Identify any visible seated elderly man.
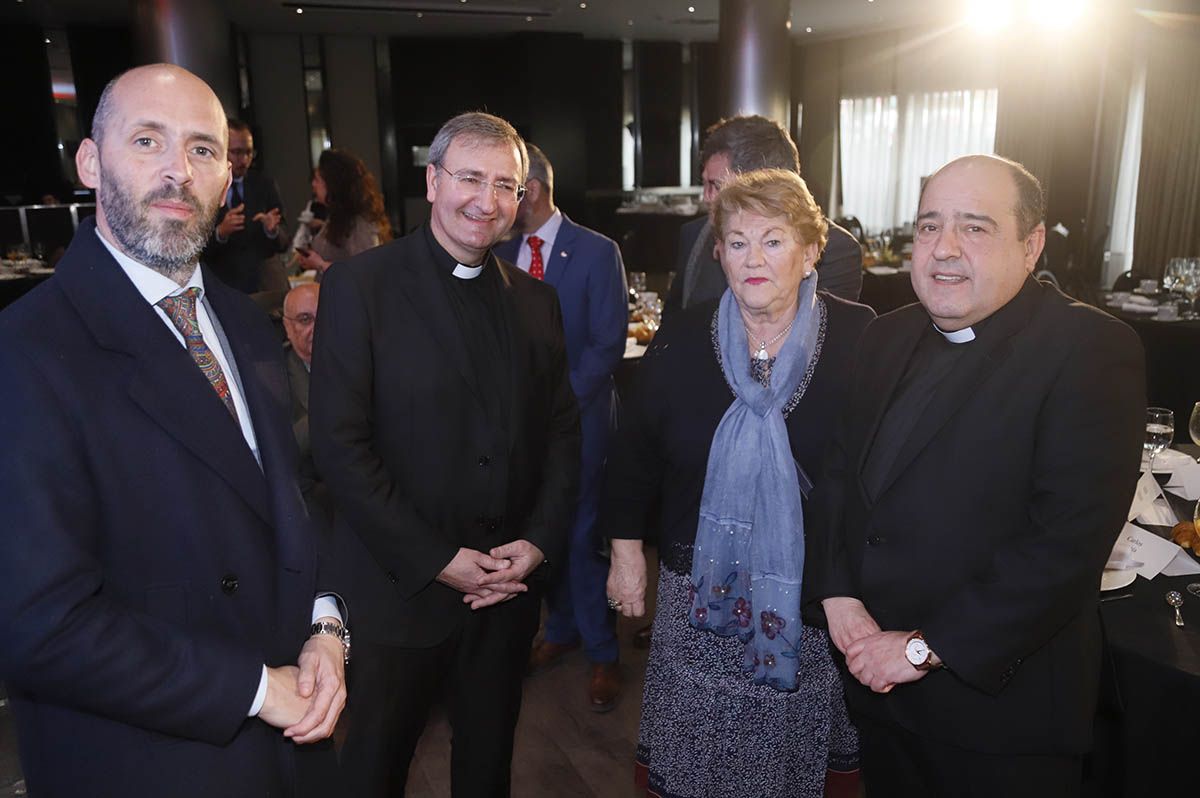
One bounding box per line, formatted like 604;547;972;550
283;283;327;521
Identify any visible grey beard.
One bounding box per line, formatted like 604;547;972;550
100;178;219;285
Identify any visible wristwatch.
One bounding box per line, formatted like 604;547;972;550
310;621;352;665
904;630;934;671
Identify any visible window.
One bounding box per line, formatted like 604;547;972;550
839;89;998;233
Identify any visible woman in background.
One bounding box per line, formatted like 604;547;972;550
296;148;391;274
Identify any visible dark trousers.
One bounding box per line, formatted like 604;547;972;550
856;715;1082;798
340;591;541;797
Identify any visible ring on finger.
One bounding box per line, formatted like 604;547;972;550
607;597;622;610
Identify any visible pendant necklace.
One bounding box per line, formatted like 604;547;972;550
745;319;794;361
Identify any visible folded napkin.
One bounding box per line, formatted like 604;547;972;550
1105;542;1143;571
1120;301;1159;314
1112;522;1200;580
1129;470;1178;526
1125;294;1156;306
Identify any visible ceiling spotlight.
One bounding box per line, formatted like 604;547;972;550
785;19;792;29
688;5;695;11
579;2;587;8
416;11;423;17
805;26;813;33
296;7;304;13
627;19;634;25
45;37;51;44
526;15;532;21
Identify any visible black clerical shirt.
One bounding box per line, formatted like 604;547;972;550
422;224;512;440
859;321;981;502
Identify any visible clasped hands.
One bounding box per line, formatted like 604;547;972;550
257;626;347;744
438;542;544;610
822;596;931;694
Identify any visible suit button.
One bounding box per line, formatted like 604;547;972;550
488;519;500;532
478;455;491;467
866;535;885;546
386;571;398;584
220;574;239;594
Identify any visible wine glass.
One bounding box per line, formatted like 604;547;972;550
1180;259;1200;320
1144;407;1174;477
1164;258;1185;294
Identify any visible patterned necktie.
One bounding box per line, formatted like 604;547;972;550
527;235;544;280
157;288;241;423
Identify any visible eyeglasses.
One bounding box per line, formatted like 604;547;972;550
284;313;316;326
435;164;526;203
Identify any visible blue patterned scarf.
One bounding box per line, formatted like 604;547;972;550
688;277;821;692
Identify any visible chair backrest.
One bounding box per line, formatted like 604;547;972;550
834;215;865;243
1110;270;1138;291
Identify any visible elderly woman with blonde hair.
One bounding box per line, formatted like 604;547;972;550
602;169;873;798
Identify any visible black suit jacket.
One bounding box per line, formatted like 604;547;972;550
204;170;289;294
664;215;864;314
805;278;1146;756
310;228;581;647
0;219;328;796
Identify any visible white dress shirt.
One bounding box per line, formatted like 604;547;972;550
97;229;341;716
513;209;564;273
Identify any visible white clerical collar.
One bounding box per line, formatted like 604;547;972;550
934;323;975;343
452;263;483;280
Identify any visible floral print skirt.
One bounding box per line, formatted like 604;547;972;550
635;564;859;798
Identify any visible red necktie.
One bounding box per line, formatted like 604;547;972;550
528;235;544;281
157;288;241;423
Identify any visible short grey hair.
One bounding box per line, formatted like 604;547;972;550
90;70;128;145
700;114;800;176
525;143;553;196
922;154;1045;240
428;111;529;182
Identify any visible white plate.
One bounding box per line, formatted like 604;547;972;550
1142;448;1195;472
1101;569;1136;592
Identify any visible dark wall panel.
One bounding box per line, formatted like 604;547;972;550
0;25;61;203
68;25;135;144
636;41;682;187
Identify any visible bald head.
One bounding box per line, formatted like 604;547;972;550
922;154;1044;240
92;64;227;149
76;63;232;285
284;284;320;365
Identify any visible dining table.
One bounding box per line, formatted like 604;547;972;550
1105;301;1200;435
1087;443;1200;797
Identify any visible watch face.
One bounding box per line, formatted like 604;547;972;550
906;637;930;666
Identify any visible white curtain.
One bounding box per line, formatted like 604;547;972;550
1108;53;1146;287
838;95;898;234
840;89;998;234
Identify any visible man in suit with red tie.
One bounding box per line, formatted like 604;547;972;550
806;155;1145;797
0;64;345;797
494;144;629;711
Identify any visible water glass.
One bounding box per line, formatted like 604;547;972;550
1144;407;1174;473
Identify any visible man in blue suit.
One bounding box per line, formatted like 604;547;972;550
495;144;629;711
0;64;345;797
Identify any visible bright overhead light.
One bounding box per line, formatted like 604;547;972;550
965;0;1013;33
579;2;587;8
1033;0;1086;29
296;7;304;13
45;37;51;44
526;15;532;22
688;5;695;11
627;19;634;26
805;26;813;33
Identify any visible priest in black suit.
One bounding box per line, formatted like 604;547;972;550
806;155;1145;798
203;118;288;294
665;115;862;313
310;112;580;797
